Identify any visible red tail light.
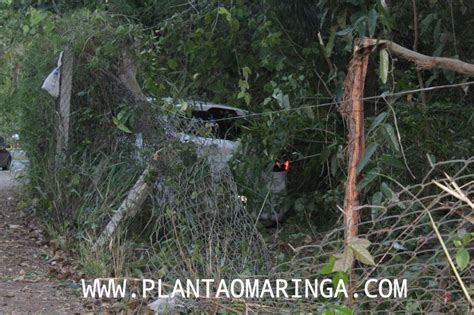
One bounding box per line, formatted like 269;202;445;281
273;160;290;172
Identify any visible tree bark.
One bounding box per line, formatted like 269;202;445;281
338;39;371;243
338;37;474;306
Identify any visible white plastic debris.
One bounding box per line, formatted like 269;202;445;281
147;297;180;313
41;51;63;98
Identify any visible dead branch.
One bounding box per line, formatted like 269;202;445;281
93;167;151;250
365;38;474;76
93;152;162;251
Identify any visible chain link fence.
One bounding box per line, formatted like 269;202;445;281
265;158;473;313
118;105;472;313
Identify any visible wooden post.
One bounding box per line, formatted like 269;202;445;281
56;50;73;162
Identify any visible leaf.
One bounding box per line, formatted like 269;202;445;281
244;92;251;106
455;248;470;271
336;27;353;36
326;27;337;57
238;79;249;91
367;9;378;37
179;101;188;112
368;111;387;134
357;169;379;191
321;256;336;275
332;272;348;287
231;18;240;32
333;248;354;272
371;192;382;208
242;66;251;81
112;117;132;134
379;49;389;84
380;154;404;169
282;94;290;108
380;182;394;199
217;7;231;22
371;192;383;221
273;91;290;108
332;305;353;315
349;239;375;266
350;237;372;248
357;143;378;174
463;233;471;246
382;123;400;152
30;8;47;26
420;13;437;35
167;59;178;70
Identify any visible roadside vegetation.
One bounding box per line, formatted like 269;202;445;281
0;0;473;313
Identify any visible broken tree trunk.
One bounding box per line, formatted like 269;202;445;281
338;39;371;243
339;37;474;306
339;38;474;245
118;51;148;102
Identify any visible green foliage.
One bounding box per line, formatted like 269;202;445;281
0;7;144;236
1;3;474;310
453;232;473;271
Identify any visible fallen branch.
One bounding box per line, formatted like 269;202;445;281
93;151;162;251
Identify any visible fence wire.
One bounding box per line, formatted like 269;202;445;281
127;106;270;311
269;158;473;313
114;104;472;313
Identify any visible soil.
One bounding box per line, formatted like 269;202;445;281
0;171;85;314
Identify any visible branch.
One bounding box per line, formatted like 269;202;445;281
365;38;474;76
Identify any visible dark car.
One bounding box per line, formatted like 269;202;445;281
0;137;12;170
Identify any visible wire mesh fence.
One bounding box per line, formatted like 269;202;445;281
101;103;473;313
269;158;473;313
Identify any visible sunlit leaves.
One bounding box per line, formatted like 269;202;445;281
456;248;470;271
112;108;132;133
333;237;375;272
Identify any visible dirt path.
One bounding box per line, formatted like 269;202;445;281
0;171;85;314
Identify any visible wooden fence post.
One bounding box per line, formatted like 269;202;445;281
56;49;73;163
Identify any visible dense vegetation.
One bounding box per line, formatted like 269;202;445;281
1;0;473;313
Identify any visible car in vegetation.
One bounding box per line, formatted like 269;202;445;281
161;99;290;222
0;137;12;171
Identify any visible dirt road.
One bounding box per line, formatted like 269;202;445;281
0;171;85;314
